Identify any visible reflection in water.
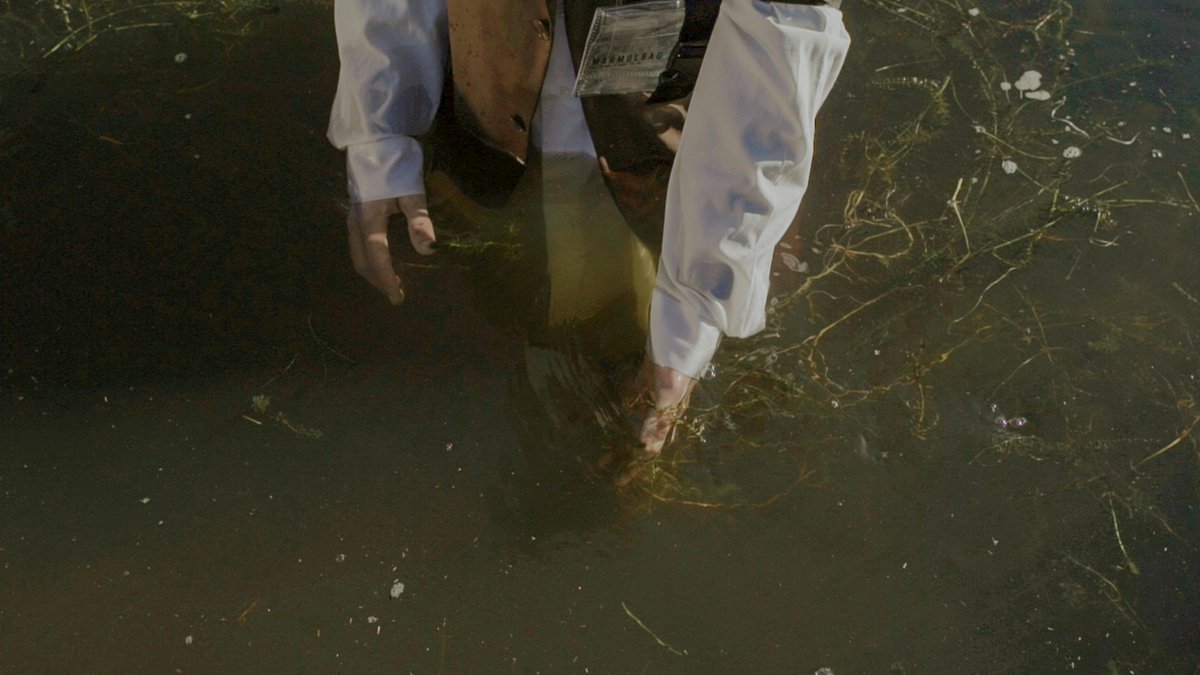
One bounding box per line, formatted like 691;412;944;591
427;149;657;534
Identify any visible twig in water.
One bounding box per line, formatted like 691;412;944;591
1049;98;1090;138
1132;415;1200;470
1174;283;1200;308
1107;498;1139;576
1178;172;1200;214
948;177;971;254
621;602;687;656
237;599;260;625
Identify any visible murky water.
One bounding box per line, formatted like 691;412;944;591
2;1;1197;672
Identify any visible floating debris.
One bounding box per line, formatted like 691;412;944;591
334;553;346;563
1013;70;1042;92
1024;90;1052;101
1001;160;1018;174
967;8;980;17
781;252;808;273
1062;146;1082;159
389;580;405;599
174;52;187;63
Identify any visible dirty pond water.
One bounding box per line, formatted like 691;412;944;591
1;0;1197;672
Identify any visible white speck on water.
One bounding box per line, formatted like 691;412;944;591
1014;70;1042;92
184;635;193;645
815;669;836;675
1025;90;1052;101
974;124;987;133
1000;81;1012;91
367;616;379;624
1151;149;1163;158
781;252;808;273
389;580;405;599
1183;133;1192;140
1128;81;1137;87
140;497;150;504
1062;146;1082;159
334;553;346;563
1163;127;1172;133
968;7;980;16
174;52;187;63
1002;160;1018;174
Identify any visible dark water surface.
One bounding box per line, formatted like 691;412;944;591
2;1;1198;672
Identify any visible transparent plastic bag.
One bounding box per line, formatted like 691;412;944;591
572;0;685;97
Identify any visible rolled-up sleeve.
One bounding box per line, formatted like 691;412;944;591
327;0;449;202
650;0;850;379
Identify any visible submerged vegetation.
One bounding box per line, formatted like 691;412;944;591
0;0;305;91
623;0;1197;666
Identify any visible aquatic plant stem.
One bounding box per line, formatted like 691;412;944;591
621;602;686;656
948;177;971;254
1108;499;1140;576
1131;415;1200;470
1178;172;1200;215
41;2;206;60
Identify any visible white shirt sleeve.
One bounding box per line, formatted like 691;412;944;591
327;0;449;203
650;1;851;379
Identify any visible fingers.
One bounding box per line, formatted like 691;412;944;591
397;194;437;256
347;199;405;305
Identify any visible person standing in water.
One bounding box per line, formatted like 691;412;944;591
327;0;850;471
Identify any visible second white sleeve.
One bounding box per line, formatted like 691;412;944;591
650;1;851;379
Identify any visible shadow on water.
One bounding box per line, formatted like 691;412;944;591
1;0;1198;672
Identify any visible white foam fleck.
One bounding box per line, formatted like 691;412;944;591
1014;70;1042;91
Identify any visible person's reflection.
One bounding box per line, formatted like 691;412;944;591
425;147;654;533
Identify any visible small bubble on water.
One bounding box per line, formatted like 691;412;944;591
1008;417;1028;429
174;52;187;63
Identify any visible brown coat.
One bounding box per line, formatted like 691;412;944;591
439;0;688;247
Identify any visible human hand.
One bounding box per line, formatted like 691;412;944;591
346;195;437;305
